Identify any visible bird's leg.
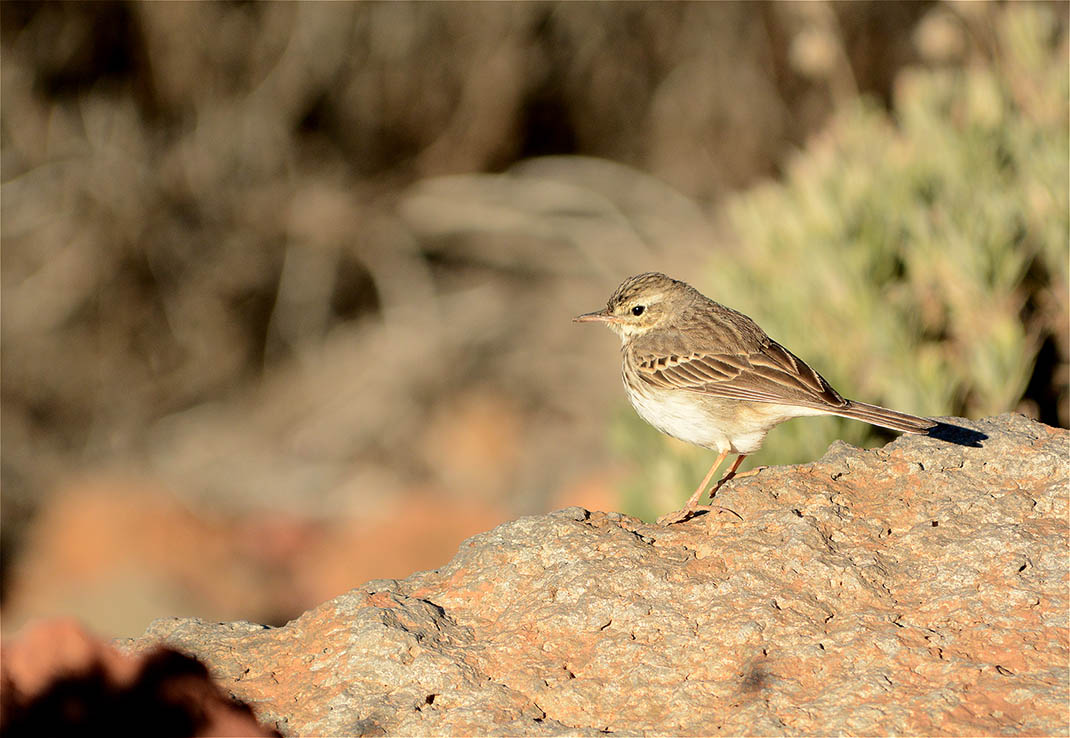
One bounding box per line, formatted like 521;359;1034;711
708;454;752;497
727;465;766;481
684;449;730;508
657;450;742;526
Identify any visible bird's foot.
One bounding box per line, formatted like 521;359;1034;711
707;465;768;500
726;465;767;481
657;503;744;526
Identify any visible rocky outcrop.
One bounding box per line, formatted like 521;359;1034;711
123;414;1067;736
0;619;278;737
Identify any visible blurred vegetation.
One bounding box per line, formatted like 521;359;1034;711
615;3;1069;520
4;1;946;623
0;2;935;535
0;0;1067;628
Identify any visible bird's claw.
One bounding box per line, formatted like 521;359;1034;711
657;504;744;526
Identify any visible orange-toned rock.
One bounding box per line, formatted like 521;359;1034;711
125;414;1068;736
0;619;277;737
2;478;509;638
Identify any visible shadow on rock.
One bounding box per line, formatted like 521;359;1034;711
927;421;988;447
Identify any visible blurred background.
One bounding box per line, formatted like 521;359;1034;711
2;1;1066;638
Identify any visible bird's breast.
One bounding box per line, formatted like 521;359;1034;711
622;373;827;455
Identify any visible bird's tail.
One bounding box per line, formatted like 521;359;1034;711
831;400;936;434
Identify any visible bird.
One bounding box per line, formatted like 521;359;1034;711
574;272;936;525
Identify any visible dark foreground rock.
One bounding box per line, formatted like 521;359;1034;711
0;619;278;737
124;414;1068;736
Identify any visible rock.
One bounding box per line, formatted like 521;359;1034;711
0;618;278;737
124;414;1068;736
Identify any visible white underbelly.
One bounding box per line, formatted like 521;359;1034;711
628;388;728;449
627;384;827;455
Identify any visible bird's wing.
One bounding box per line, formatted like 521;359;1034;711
632;339;848;409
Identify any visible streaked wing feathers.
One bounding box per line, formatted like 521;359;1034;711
636;340;847;408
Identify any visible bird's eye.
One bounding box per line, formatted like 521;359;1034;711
631;305;645;316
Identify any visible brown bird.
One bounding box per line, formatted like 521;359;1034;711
575;272;936;524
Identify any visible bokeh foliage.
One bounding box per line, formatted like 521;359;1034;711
0;1;958;624
616;4;1069;520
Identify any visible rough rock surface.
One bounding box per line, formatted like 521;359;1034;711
1;619;277;737
125;414;1069;736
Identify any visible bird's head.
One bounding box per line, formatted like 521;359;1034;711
573;272;693;341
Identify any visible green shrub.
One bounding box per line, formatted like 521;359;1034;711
616;4;1068;519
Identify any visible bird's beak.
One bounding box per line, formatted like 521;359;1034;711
573;309;618;323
